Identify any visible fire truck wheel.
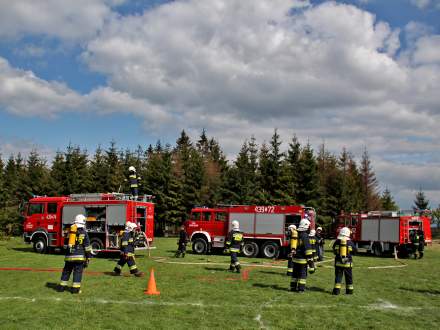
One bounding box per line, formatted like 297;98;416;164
242;242;259;258
261;241;280;259
90;238;104;256
33;236;47;254
192;238;208;254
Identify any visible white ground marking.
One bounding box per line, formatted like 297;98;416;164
367;299;422;312
367;265;407;269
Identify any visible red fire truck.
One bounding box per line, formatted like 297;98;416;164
22;193;154;255
334;210;432;256
184;205;315;258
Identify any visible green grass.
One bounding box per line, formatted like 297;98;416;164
0;238;439;329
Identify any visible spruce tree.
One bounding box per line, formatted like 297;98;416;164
360;148;380;210
49;151;67;195
413;188;430;210
104;141;124;193
380;188;399;211
23;149;50;198
90;146;108;193
317;144;340;221
296;143;319;207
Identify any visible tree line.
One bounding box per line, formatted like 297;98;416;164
0;129;415;235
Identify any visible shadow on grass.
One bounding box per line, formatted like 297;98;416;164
399;287;440;295
307;286;328;293
11;247;35;253
204;266;229;272
258;270;286;276
253;283;287;292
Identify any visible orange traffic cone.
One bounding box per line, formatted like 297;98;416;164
144;268;160;295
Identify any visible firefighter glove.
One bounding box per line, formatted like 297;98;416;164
223;248;230;254
308;260;316;274
84;259;90;268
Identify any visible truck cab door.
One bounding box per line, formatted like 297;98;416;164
27;202;46;229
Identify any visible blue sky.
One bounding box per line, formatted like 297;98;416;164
0;0;440;208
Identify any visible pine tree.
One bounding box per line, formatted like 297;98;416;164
413;188;430;210
104;141;124;193
380;188;399;211
256;142;271;204
90;146;108;193
360;148;380;210
64;145;92;194
286;134;301;202
296;143;319;207
23;149;50;198
337;148;362;213
49;151;67;195
0;154;5;208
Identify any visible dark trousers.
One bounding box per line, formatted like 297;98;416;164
291;262;307;292
60;261;84;288
175;243;186;257
317;245;324;261
230;252;240;271
130;187;138;197
114;255;138;274
287;258;293;276
333;266;353;294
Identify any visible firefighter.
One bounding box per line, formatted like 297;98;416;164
112;222;144;277
309;229;318;263
332;227;354;295
412;225;425;259
57;214;92;294
175;225;189;258
286;224;297;276
316;226;325;261
290;218;314;293
225;220;244;273
127;166;141;200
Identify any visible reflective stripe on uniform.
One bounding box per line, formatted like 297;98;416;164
129;265;138;271
347;284;354;290
305;249;313;255
298;279;306;285
233;262;240;266
72;282;81;288
121;242;128;246
292;259;307;264
115;264;122;269
85;246;92;252
334;283;342;289
230;248;240;252
335;262;352;268
291;278;298;283
65;256;86;261
59;281;68;286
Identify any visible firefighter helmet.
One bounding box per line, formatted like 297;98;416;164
316;226;322;231
74;214;86;228
125;221;136;231
309;229;316;236
297;218;311;231
128;166;136;172
288;224;297;231
338;227;351;239
232;220;240;230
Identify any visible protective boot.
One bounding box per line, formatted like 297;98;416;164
332;288;340;295
134;271;145;277
290;281;298;292
71;287;81;294
228;265;234;272
182;252;185;258
419;252;424;259
236;264;241;273
346;288;354;295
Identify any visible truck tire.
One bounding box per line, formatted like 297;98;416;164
33;236;47;254
192;238;208;254
90;237;104;256
242;241;259;258
261;241;280;259
373;242;382;257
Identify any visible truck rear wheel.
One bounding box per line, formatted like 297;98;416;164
192;238;208;254
261;241;280;259
90;238;104;256
242;241;259;258
33;236;47;254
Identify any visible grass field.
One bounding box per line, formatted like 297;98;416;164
0;237;439;329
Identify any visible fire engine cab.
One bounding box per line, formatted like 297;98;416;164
22;193;154;255
185;205;315;258
334;210;432;256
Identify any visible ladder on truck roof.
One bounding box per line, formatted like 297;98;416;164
69;193;154;202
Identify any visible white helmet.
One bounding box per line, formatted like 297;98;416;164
125;221;136;231
231;220;239;230
309;229;316;236
288;224;297;231
297;218;311;231
316;226;322;231
338;227;351;240
128;166;136;172
74;214;86;228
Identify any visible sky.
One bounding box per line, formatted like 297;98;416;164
0;0;440;209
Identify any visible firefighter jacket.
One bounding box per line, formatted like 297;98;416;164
333;238;354;268
129;173;140;188
120;230;136;257
225;230;244;253
292;231;313;264
316;232;324;247
65;225;92;262
178;229;189;244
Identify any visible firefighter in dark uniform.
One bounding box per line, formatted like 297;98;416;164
412;224;425;259
309;229;318;263
175;225;189;258
225;220;244;273
57;214;92;294
113;222;144;277
316;226;325;261
128;166;141;199
286;225;297;276
290;218;315;293
332;227;354;295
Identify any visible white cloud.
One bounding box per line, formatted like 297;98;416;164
0;0;123;41
410;0;431;9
